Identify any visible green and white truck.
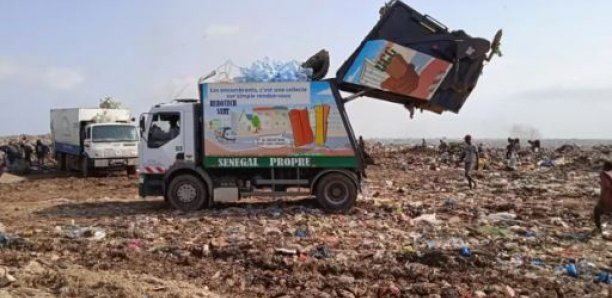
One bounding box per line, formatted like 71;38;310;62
137;1;500;212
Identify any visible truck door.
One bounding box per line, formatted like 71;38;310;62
140;112;184;174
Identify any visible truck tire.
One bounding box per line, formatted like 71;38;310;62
315;173;357;213
167;174;208;211
80;157;89;178
126;165;137;177
57;153;67;171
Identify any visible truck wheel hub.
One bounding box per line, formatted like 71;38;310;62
326;183;348;203
176;184;197;203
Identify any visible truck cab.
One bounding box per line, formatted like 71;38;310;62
51;108;139;177
82;122;139;173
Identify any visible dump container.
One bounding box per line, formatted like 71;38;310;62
337;1;493;113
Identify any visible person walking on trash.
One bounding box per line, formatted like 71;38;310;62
461;135;479;189
0;147;6;177
594;161;612;234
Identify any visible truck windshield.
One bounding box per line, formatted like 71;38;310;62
92;125;138;142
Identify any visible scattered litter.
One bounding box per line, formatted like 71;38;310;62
486;212;517;223
596;272;612;284
294;228;309;238
275;248;298;256
62;226;106;240
565;263;578;278
310;245;331;259
460;246;472;257
413;213;439;225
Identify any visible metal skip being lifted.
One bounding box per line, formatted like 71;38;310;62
336;0;502;116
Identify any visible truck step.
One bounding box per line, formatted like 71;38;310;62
253;179;310;186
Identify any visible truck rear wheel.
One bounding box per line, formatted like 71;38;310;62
167;174;208;211
57;153;67;171
315;173;357;213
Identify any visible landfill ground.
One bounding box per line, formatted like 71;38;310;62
1;144;612;297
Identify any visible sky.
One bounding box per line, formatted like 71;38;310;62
1;0;611;139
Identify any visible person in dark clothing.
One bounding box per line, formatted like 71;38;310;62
506;138;514;160
21;142;33;166
594;161;612;233
35;139;49;165
0;147;6;177
461;135;479;189
528;139;541;153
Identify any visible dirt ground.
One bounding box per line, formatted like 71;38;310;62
1;145;611;297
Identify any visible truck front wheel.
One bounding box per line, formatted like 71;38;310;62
167;174;208;211
315;173;357;213
80;157;89;178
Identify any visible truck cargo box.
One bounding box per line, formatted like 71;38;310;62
51;108;132;154
200;80;359;168
336;1;494;113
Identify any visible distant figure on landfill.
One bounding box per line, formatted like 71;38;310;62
506;138;515;159
421;138;427;149
0;147;6;177
461;135;479;189
35;139;49;165
20;136;33;166
528;139;541;153
439;139;449;163
439;139;448;153
594;161;612;233
506;138;519;171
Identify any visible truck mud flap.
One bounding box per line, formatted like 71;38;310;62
336;1;495;114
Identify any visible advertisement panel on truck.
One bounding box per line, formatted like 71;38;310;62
201;81;357;168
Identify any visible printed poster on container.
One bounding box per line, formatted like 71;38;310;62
343;40;452;101
201;81;355;167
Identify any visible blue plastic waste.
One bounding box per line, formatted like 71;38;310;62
310;245;331;259
596;272;612;284
460;246;471;257
294;228;309;238
0;233;9;247
565;263;578;277
234;58;313;83
530;258;544;267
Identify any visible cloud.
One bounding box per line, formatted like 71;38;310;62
205;24;240;38
513;86;612;101
0;60;18;80
0;59;84;90
42;67;85;90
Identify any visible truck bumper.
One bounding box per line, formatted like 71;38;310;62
139;174;164;197
92;157;138;168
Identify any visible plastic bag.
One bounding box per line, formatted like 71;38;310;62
234;58;313;82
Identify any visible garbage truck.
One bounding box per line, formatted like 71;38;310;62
51;108;139;177
137;1;501;212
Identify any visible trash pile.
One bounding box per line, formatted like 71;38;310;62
233;58;313;83
0;141;611;297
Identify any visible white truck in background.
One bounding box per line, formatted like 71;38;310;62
50;108;139;177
